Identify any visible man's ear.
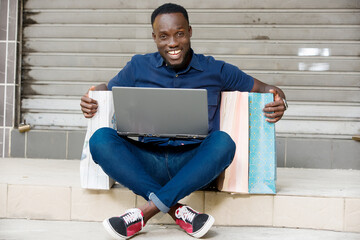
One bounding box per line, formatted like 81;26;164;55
188;25;192;37
152;32;156;41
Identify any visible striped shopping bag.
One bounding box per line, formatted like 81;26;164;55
218;92;276;194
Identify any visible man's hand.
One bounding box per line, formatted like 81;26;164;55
251;78;287;123
80;86;98;118
80;83;108;118
263;88;286;123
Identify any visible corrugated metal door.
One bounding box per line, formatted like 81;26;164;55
22;0;360;139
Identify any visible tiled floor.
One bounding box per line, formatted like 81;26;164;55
1;219;360;240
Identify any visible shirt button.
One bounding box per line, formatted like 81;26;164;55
175;74;178;77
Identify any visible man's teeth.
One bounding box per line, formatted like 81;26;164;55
168;50;181;55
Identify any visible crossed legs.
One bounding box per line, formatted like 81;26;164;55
90;127;235;237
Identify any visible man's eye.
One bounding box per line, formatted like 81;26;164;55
160;35;167;40
177;32;184;37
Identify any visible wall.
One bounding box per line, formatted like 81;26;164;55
0;0;19;158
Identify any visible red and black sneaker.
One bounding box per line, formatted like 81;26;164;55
103;208;144;239
175;205;215;238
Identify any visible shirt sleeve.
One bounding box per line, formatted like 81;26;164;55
107;59;135;90
220;62;254;92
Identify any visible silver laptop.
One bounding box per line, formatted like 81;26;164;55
112;87;209;139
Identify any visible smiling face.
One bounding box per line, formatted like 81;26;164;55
152;13;192;71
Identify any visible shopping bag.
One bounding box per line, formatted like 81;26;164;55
217;92;277;194
248;93;276;194
80;91;116;190
217;92;249;193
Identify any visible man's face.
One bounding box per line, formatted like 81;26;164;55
152;13;192;71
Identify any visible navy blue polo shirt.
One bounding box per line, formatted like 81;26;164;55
108;50;254;146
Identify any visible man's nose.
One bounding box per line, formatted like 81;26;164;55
168;36;178;47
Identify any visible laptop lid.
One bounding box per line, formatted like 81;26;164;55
112;87;209;139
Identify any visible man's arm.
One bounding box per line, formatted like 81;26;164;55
251;78;287;123
80;57;134;118
80;83;108;118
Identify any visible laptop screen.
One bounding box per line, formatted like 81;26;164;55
112;87;209;139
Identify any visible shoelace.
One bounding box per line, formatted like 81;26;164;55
123;210;143;226
176;206;196;222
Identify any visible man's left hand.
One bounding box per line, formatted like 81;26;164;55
263;89;286;123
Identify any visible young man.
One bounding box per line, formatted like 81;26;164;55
80;3;287;239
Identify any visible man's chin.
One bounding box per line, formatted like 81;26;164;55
168;63;182;69
165;60;185;70
163;50;191;71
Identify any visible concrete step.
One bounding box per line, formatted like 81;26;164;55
0;158;359;233
24;0;360;10
25;9;360;25
23;24;360;40
23;53;360;72
23;39;360;57
1;219;360;240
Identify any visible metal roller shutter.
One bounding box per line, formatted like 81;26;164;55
21;0;360;139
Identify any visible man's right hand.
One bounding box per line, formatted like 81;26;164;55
80;83;108;118
80;86;98;118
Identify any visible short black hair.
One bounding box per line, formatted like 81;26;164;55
151;3;189;26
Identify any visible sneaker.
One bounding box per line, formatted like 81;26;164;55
102;208;144;239
175;205;215;238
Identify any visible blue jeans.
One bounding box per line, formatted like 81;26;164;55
90;127;235;213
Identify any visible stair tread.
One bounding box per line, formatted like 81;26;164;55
1;158;359;198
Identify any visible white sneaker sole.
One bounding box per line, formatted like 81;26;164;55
102;219;129;239
190;215;215;238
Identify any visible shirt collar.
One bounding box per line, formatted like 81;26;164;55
155;49;204;72
155;53;164;68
